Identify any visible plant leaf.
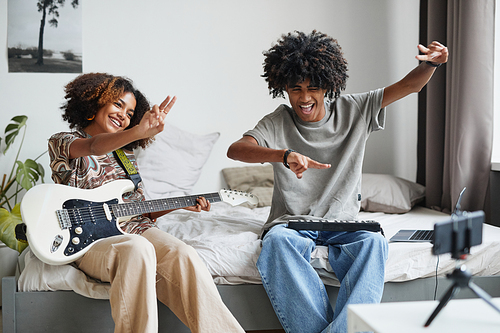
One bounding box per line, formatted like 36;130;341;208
37;161;46;183
3;115;27;153
11;115;28;124
0;204;28;253
15;159;41;191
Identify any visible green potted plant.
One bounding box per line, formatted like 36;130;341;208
0;115;46;253
0;115;46;305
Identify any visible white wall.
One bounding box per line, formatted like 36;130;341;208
0;0;420;194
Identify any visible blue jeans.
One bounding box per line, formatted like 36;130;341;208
256;224;388;333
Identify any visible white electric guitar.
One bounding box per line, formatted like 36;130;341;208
21;179;258;266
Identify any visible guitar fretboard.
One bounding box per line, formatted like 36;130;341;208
111;192;222;218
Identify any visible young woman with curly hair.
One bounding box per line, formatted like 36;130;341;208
228;31;448;333
47;73;245;333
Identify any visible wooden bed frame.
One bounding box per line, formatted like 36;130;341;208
4;275;500;332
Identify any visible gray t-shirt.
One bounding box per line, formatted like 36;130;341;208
244;88;386;234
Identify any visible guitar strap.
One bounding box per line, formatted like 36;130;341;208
113;149;142;190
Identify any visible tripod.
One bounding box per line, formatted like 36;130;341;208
424;262;500;327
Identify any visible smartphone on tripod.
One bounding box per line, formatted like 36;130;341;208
425;187;499;327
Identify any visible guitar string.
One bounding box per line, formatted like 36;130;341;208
61;193;224;225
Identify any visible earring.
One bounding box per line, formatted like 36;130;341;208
87;115;95;121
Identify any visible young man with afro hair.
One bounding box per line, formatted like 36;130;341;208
227;30;448;333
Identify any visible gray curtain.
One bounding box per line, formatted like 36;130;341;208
417;0;494;215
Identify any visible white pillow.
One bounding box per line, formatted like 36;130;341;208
360;173;425;214
134;122;219;199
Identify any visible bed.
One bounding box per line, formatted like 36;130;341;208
4;123;500;332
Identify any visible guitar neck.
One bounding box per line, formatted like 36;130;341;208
111;192;222;218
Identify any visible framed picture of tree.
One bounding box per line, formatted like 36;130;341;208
7;0;82;73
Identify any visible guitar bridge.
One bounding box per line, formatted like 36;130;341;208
56;209;71;229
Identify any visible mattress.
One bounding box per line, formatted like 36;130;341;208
155;203;500;286
18;202;500;299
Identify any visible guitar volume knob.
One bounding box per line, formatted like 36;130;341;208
75;227;83;234
72;237;80;245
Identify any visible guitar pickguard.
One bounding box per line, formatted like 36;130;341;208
61;198;123;256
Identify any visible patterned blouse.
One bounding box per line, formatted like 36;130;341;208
48;130;157;234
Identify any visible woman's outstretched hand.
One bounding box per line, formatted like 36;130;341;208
138;95;177;138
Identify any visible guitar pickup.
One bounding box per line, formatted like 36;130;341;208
103;203;112;221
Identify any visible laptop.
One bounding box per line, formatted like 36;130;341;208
389;187;466;243
390;229;434;242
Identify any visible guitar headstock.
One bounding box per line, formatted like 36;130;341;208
218;189;259;207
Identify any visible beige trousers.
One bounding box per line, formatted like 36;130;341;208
76;228;245;333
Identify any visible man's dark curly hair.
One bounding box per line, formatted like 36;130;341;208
61;73;152;150
262;30;348;100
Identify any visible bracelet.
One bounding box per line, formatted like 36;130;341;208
283;149;295;169
425;61;442;68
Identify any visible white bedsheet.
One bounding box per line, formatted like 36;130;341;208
18;204;500;298
155;203;268;284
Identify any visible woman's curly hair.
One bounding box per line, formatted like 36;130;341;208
262;30;348;100
60;72;152;150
